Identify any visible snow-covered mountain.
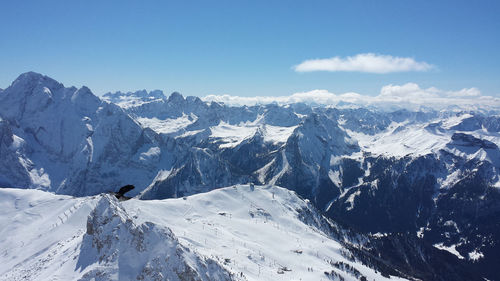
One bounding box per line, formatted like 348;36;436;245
0;72;162;196
1;72;500;280
102;89;166;109
0;185;415;281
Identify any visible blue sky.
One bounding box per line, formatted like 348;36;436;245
1;0;499;97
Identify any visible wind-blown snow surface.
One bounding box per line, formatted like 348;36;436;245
0;185;405;281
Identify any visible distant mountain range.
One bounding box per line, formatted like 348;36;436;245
1;72;499;280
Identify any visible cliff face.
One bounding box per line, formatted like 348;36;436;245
0;72;161;196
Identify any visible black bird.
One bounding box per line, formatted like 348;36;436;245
118;184;135;195
114;184;135;201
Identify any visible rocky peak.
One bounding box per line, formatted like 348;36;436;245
451;133;498;149
71;86;101;109
78;194;234;281
185;95;204;105
10;71;63;94
149;89;165;99
167;91;184;103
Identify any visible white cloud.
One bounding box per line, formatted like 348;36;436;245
293;53;434;73
379;83;440;99
445;87;481;97
202;83;500;112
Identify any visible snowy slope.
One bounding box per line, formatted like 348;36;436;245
0;188;99;281
0;188;231;281
343;112;500;158
126;184;407;281
209;121;298;148
2;72;500;280
0;186;408;281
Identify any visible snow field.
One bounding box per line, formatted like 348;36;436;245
124;185;406;281
0;186;408;281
